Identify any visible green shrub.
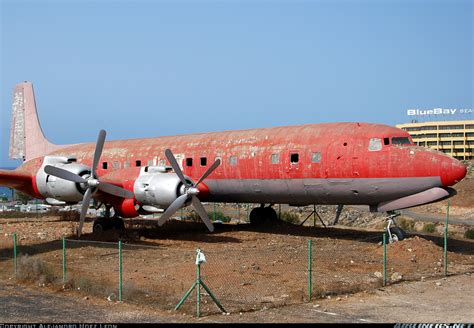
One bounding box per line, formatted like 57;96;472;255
185;210;231;223
464;229;474;240
280;211;300;225
73;277;96;293
209;210;232;223
17;255;58;284
397;217;415;232
423;223;436;233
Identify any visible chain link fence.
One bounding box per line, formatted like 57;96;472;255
1;213;473;316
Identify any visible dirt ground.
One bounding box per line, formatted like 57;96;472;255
1;215;473;321
0;262;472;323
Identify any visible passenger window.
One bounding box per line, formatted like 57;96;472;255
229;156;237;166
368;138;382;151
124;161;130;169
112;161;120;170
311;152;321;163
384;137;390;145
102;162;108;170
290;153;299;164
200;157;207;166
271;154;279;164
135;160;142;167
186;158;193;167
148;159;154;166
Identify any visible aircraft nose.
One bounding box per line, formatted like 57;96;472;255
440;157;467;186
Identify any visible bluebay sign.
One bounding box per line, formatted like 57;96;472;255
407;108;473;116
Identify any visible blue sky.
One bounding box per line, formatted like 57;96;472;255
1;0;472;168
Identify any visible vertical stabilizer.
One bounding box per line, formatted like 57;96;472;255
9;82;65;161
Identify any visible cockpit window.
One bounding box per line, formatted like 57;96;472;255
368;138;382;151
392;137;412;145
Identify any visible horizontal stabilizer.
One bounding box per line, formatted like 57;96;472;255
376;187;456;212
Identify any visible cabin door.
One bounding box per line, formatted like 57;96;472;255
325;140;353;178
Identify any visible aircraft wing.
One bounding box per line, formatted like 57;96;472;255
0;169;33;189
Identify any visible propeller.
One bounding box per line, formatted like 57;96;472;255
157;149;221;232
44;129;134;237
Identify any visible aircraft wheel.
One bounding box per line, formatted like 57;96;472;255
249;207;277;226
93;219;107;235
385;226;406;242
249;207;263;225
111;217;125;230
263;207;278;222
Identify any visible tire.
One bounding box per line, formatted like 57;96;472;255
249;207;277;226
263;207;278;222
385;226;406;242
111;217;125;230
249;207;264;226
93;219;106;235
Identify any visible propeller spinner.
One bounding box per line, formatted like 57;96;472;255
157;149;221;232
44;130;134;237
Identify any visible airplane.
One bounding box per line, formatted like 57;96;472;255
0;82;467;241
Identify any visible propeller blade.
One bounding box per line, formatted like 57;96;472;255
44;165;87;184
98;182;135;199
157;194;189;226
191;195;214;232
165;149;192;187
92;129;107;174
77;188;92;237
195;158;221;187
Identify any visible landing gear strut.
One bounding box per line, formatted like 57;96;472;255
385;211;406;243
249;204;278;226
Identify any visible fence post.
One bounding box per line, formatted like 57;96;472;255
119;240;123;302
444;202;449;277
196;261;201;317
13;232;17;277
175;249;226;317
278;204;281;220
308;239;313;301
383;233;387;287
62;238;67;283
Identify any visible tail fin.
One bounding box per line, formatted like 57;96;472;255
9;82;65;161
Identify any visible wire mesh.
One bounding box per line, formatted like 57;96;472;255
122;243;196;310
310;235;384;298
1;205;474;316
0;233;14;280
64;239;120;301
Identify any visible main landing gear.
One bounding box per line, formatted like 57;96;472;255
92;205;125;236
384;211;407;243
249;204;278;226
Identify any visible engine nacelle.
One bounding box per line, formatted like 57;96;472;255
133;166;190;209
36;156;91;203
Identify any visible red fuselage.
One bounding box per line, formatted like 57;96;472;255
10;122;466;217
